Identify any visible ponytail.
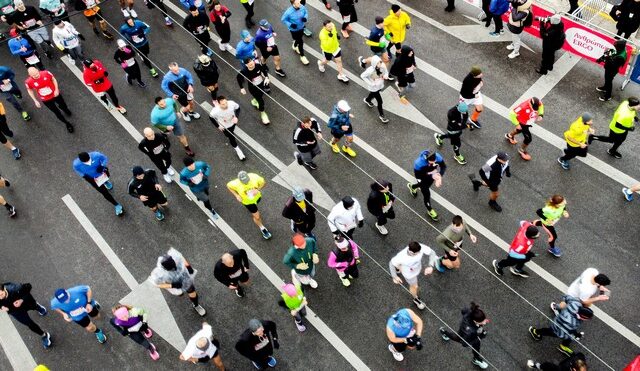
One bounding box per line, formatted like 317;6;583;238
469;302;486;322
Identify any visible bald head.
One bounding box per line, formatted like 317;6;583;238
195;337;209;351
143;127;155;140
221;253;234;267
27;67;40;79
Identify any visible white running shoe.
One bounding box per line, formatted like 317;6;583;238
506;44;515;50
167;167;175;176
235;147;246;160
182;113;192;122
189;112;201;119
388;344;404;361
375;222;388;235
508;51;520;59
308;278;318;289
337;74;350;82
317;60;325;72
163;173;172;183
218;40;225;50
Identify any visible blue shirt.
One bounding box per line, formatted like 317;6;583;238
235;40;256;63
119;20;150;48
255;25;275;49
413;150;446;176
281;5;307;31
150;98;179;129
72;151;108;179
387;309;413;338
0;66;17;90
50;285;92;321
179;0;205;11
180;161;210;192
8;37;35;57
161;68;194;97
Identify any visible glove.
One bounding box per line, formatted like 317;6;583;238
295;262;309;270
290;23;297;29
415;336;423;350
96;165;105;174
378;41;387;48
273;338;280;349
358;220;364;228
170;281;181;289
78;33;85;40
406;24;411;29
301;17;307;22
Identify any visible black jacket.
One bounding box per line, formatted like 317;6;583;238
480;156;510;184
114;47;138;69
138;132;171;159
599;41;627;73
292;119;321;152
235;320;278;362
0;282;32;314
456;307;486;343
459;73;482;99
237;61;269;93
193;60;219;86
446;106;469;132
183;11;210;35
213;249;250;286
367;180;395;215
127;170;159;198
390;45;416;77
617;0;640;32
282;189;315;233
540;21;565;50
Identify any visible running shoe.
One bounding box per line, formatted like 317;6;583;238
468;119;482;129
304;162;317;170
300;56;309;65
453;154;466;165
303;28;312;37
407;182;418;196
505;133;517;144
595;86;605;92
250;98;260;109
342;146;356;157
439;327;450;341
260;112;270;125
363;97;374;108
317;60;325;72
235;147;246;160
164;17;173;27
337;74;350;83
148;343;160;360
261;228;272;240
95;329;107;344
115;204;124;216
12;148;20;160
163;174;172;183
21;111;31;121
472;359;489;369
508;51;521;59
267;356;277;368
167;167;176;176
527;360;538;368
340;277;351;287
104;180;113;190
434;258;446;273
308;278;318;289
434;133;444;146
427;208;439;221
558;344;574;356
528;326;542;340
185;147;195;157
192;304;206;317
116;106;127;114
623;187;634;201
413;297;426;310
182;112;192;122
235;286;245;297
510;267;529;278
210;209;220;220
292;41;300;54
143;328;153;338
375;222;388;235
37;303;47;316
598;96;612;102
518;148;531;161
488;200;502;212
488;31;501;37
155;210;165;221
137;80;146;88
358;56;365;68
66;124;75;133
189;112;200;119
149;68;158;78
42;332;52;349
557;157;570;170
295;320;306;332
274;69;286;77
331;143;340;153
379;116;389;123
7;205;16;217
547;246;561;257
492;259;504;276
388;344;404;361
607;149;622;158
469;174;481;191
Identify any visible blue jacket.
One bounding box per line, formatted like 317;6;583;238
180;161;210;192
0;66;17;85
235;40;256;63
179;0;205;11
73;151;109;179
551;295;584;339
327;105;351;133
490;0;510;16
255;25;275;49
281;5;307;31
119;20;150;48
8;37;36;57
413;150;446;176
161;68;194;97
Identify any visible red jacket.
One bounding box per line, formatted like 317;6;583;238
82;60;112;93
509;221;535;255
209;5;230;24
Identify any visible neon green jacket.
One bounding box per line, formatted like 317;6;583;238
609;100;636;134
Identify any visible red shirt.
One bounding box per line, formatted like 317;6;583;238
82;60;112;93
25;70;57;102
513;100;543;126
510;221;535;255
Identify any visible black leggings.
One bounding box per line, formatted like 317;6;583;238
85;178;119;206
440;131;462;155
496;253;533;270
127;323;153;350
343;263;359;279
559;145;587;162
215;22;231;44
373;208;395;226
515;124;533;145
290;30;305;57
365;91;384;116
242;2;254;23
9;295;45;336
124;64;142;84
150;153;171;175
534;221;557;248
410;175;435;211
99;86;120;107
590;129;628;152
137;43;152;69
42;95;72;125
249;87;266;112
441;329;483;362
536;327;572;346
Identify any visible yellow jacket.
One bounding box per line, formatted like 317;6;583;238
564;117;590;147
227;173;265;205
383;10;411;44
609;100;637;134
319;23;340;54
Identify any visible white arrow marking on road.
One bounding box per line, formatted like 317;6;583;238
305;0;640;189
200;102;336;211
62;194;187;351
0;313;37;371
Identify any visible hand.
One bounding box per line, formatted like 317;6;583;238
392;277;403;284
2;79;9;84
563;211;569;218
85;303;93;312
290;23;297;29
13;299;23;307
264;77;270;86
295;262;309;270
290;309;298;316
312;253;319;264
580;143;587;148
597;294;610;301
228;284;238;289
434;176;442;188
171;281;182;289
470;234;478;243
406;24;411;29
187;85;194;93
616;10;621;15
349;114;355;118
96;165;105;173
172;94;179;100
0;306;8;312
341;125;349;131
231;116;238;124
316;133;323;140
218;126;224;132
424;267;433;275
235;195;242;202
358;220;364;228
63;314;72;322
155;184;162;191
267;47;272;52
139;195;149;201
167;125;175;132
240;88;247;95
301;17;307;22
54;89;60;97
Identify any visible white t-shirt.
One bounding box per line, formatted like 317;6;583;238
567;268;599;301
181;324;217;360
391;244;431;280
209;100;240;129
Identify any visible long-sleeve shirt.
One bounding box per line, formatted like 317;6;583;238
138;132;171;158
0;66;18;91
119;20;150;48
114;47;138;70
459;73;483;99
12;6;43;31
0;282;32;314
127;170;159;198
327;241;360;272
82;59;112;93
564;117;590;147
283;238;318;275
161;68;194;97
436;223;472;252
551;295;584;339
609;100;637;133
281;5;307;31
179;161;210;192
235;320;278;363
72;151;108;179
39;0;66;17
360;55;388;92
213;249;249;286
52;21;80;49
236;61;268;92
327;199;363;232
383;9;411;43
413;150;446;177
193;60;219;86
235;40;256;62
319;23;340;54
366;24;387;53
8;37;36;57
446;106;469;133
183;11;209;35
282;191;315;231
292;119;321;151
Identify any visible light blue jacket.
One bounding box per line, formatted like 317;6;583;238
281;5;307;31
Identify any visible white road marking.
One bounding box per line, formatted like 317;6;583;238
0;312;38;371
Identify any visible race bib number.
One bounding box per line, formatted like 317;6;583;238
69;307;86;317
342;14;351;22
266;36;276;47
190;172;204;185
37;86;52;96
131;35;144;43
24;19;37;28
94;173;109;187
125;57;135;67
25;54;40;65
229;269;242;278
1;4;15;13
246;189;259;200
196;25;206;34
251;75;264;85
406;66;415;74
85;0;97;7
152;144;164;155
0;82;11;92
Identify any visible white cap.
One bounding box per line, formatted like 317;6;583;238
337;100;350;112
117;39;127;48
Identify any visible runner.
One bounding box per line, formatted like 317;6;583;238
114;39;145;87
183;6;212;55
149;247;207;316
327;196;363;239
193;54;219;102
110;304;159;360
278;276;308;332
239;0;255;27
0;281;51;349
389;241;437;310
213;249;250;297
50;285;107;344
25;67;75;131
439;302;490;369
127;166;168;221
138;127;174;183
281;0;310;65
383;4;411;60
359;16;391;64
11;0;54;59
533;195;569;257
74;0;113;39
551;268;610;313
237;57;271;125
459;66;484;130
0;65;31;120
209;0;231;51
150;96;195;157
161;62;200;122
327;99;355;156
492;220;539;278
588;97;639;158
557;113;594;170
8;29;45;70
505;97;544;160
227;170;272;239
407;149;446;221
82;58;127;114
0;0;17;40
390;45;416;104
622;182;640;201
318;20;350;82
283;233;319;288
208;95;246;160
52;19;84;66
179;157;219;219
73;151;124;215
292;116;321;169
527;353;588;370
282;186;316;238
529;299;594;356
180;322;225;369
386;308;423;361
367;179;395;235
595;39;627;101
235;319;280;369
119;17;158;77
255;19;286;77
469;151;511;212
336;0;357;38
0;102;22;159
236;30;257;65
435;102;469;164
361;55;389;123
435;215;478;272
0;174;17;217
327;234;360;286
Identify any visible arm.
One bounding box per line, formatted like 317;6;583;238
408;309;423;336
386;326;406;343
236;72;246;89
213;264;232;286
127;178;140;198
280;9;292;28
239;249;250;270
282;250;297;270
160;77;173;97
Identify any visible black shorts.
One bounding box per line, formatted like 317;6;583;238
230;271;250;285
84;9;104;23
73;307;100;327
445;249;459;261
391;341;407;352
176;93;192;107
244;197;261;213
259;45;279;58
324;50;342;61
397;73;416;88
330;128;353;139
142;190;167;208
197;349;219;362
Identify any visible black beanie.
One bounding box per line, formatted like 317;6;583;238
525;225;539;239
342;196;355;209
160;256;177;271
